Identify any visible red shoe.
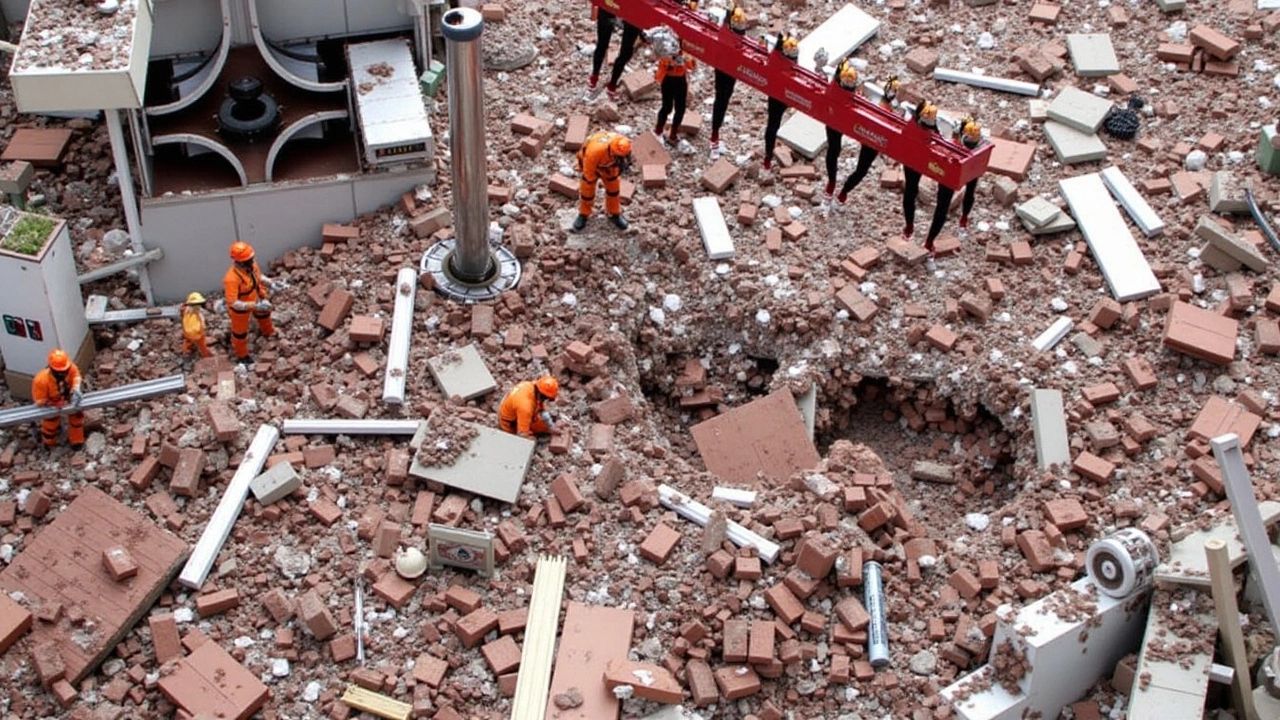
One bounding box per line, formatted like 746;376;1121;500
824;179;836;197
588;74;599;90
959;215;969;229
606;83;619;101
763;157;773;171
836;192;848;204
902;223;914;240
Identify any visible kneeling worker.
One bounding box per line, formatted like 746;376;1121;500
32;348;85;450
499;375;560;439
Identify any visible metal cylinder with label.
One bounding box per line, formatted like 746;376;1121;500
1086;528;1160;599
864;560;890;668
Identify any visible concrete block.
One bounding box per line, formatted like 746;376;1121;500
1015;196;1061;228
250;461;301;505
1058;173;1160;302
1101;166;1165;237
692;197;735;260
1066;34;1121;77
1258;124;1280;175
778;112;828;160
426;344;497;401
1043;121;1108;164
1030;389;1070;470
1046;87;1114;134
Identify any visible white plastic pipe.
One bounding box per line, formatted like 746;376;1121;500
382;267;417;405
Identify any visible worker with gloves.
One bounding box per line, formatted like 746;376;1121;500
573;131;633;232
181;291;212;359
498;375;560;439
223;240;276;365
32;348;85;450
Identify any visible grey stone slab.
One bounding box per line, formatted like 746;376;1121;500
1194;216;1268;272
426;343;497;401
1208;171;1251;214
1070;331;1104;358
1154;0;1186;11
250;461;301;505
1030;389;1071;469
1046;87;1114;134
1128;591;1215;720
1066;34;1121;77
797;3;880;73
408;417;535;504
778;112;828;160
1025;209;1077;236
1058;173;1160;301
1015;196;1062;228
1043;120;1109;164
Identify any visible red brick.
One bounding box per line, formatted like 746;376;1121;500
835;596;870;631
686;659;718;706
455;607;499;648
128;456;162;491
702;157;741;194
1081;382;1121;406
713;665;761;699
261;588;294;623
1017;530;1056;572
1258;318;1280;354
722;619;749;662
445;586;483;614
978;560;999;590
949;568;982;599
707;549;734;579
735;555;762;580
195;588;240;618
317;288;355;332
297;590;338;640
1044;498;1088;530
149;613;182;664
1073;451;1116;482
1122;357;1158;390
349;315;385;343
795;535;838;579
1163;301;1238;365
481;635;522;675
926;325;958;352
169;447;206;497
748;621;776;664
372;572;417;609
1189;25;1241;61
603;660;683;704
102;546;139;581
549;473;586;512
321;223;360;243
0;594;33;655
1088;298;1122;329
310;498;343;525
329;633;357;662
836;548;864;588
640;523;681;565
413;653;449;687
764;584;805;625
33;642;66;687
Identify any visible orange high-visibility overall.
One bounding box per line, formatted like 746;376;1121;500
32;364;84;446
577;131;626;218
498;381;552;437
223;261;274;359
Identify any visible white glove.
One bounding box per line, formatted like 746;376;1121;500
231;300;250;312
71;390;83;408
255;300;272;312
539;411;557;433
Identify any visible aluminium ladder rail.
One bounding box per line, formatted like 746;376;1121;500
0;374;186;428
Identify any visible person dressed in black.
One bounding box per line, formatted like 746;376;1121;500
833;76;900;209
901;100;941;248
822;60;863;201
654;44;696;148
589;8;643;100
710;4;751;157
762;31;800;170
921;117;984;251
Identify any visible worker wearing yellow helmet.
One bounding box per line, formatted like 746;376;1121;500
499;375;561;439
31;348;85;450
573;131;633;232
900;100;943;247
711;2;752;158
223;240;276;364
181;291;212;359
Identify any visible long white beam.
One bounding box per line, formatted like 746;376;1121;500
658;484;780;563
282;419;423;435
382;267;418;406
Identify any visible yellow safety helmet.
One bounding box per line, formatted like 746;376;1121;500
837;60;859;89
960;118;982;146
884;76;901;98
229;240;255;262
535;375;560;400
186;292;207;306
780;34;800;59
728;6;748;32
48;348;71;372
917;101;938;126
609;135;632;158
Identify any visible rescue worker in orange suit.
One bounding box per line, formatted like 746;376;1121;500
654;44;696;148
832;75;900;209
223;241;275;364
498;375;560;438
572;131;633;232
762;32;800;170
181;291;212;359
32;348;85;450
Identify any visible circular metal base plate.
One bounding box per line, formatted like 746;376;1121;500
420;240;521;303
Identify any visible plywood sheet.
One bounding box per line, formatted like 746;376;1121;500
691;389;820;486
544;602;634;720
0;486;188;683
158;640;270;720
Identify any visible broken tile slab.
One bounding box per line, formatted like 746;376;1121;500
690;388;819;486
407;417;534;504
545;602;634;720
1162;301;1238;366
692;196;735;260
1058;173;1161;302
1153;501;1280;586
1127;587;1216;720
797;3;881;72
603;660;684;704
1015;196;1062;228
1043;120;1109;164
1031;317;1074;352
777;112;828;160
0;487;188;683
0;593;33;655
1194;216;1268;272
249;460;300;505
1065;34;1121;76
158;640;270;720
986;137;1037;181
1101;166;1165;237
1048;87;1115;134
1187;396;1261;448
1208;171;1251;215
933;67;1041;96
426;344;497;402
1030;389;1071;470
1026;208;1077;236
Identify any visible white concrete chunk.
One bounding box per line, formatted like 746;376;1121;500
1155;0;1186;10
1194;216;1268;272
1058;173;1161;302
797;3;880;73
1031;317;1073;352
711;486;757;508
1101;165;1165;237
1030;389;1071;470
693;196;735;260
778;112;828;160
1128;588;1215;720
1046;87;1114;134
426;343;498;401
1066;34;1121;77
933;67;1041;96
1015;197;1062;228
250;460;301;505
1043;121;1108;164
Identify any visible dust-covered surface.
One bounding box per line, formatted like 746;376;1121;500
2;0;1280;719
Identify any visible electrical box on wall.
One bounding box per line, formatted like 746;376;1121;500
0;209;93;400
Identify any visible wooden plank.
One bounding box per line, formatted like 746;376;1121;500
1205;538;1261;720
0;128;74;166
510;556;568;720
1058;173;1161;302
544;602;634;720
341;685;411;720
179;425;279;589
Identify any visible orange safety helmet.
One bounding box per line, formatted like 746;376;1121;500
728;5;748;32
48;348;71;372
229;240;255;262
779;33;800;59
916;101;939;127
534;375;560;400
837;60;859;90
609;135;632;158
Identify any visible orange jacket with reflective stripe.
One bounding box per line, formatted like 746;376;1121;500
499;381;545;436
223;263;268;306
656;55;695;83
32;364;81;406
577;132;626;182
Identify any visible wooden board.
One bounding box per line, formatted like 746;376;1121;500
0;128;74;167
510;556;567;720
341;685;411;720
0;486;188;683
691;389;820;486
158;640;270;720
544;602;634;720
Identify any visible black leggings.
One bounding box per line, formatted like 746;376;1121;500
925;179;979;243
591;11;615;77
764;97;787;163
711;70;737;139
824;127;842;188
657;75;689;136
903;168;922;229
840;145;880;197
608;22;643;87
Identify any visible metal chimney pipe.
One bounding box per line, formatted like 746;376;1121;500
441;7;492;284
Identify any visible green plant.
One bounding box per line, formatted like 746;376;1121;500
1;215;55;256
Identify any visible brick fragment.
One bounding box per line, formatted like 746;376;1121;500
455;607;499;648
713;665;761;700
195;588;240;618
1017;530;1056;572
1073;451;1116;482
949;569;982;599
481;635;522;675
445;586;483;614
0;594;34;655
640;523;681;565
1122;358;1158;390
1044;498;1088;530
795;535;838;579
604;660;684;704
835;596;870;631
318;288;355;332
686;659;718;706
764;584;805;625
297;590;338;640
102;546;139;581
